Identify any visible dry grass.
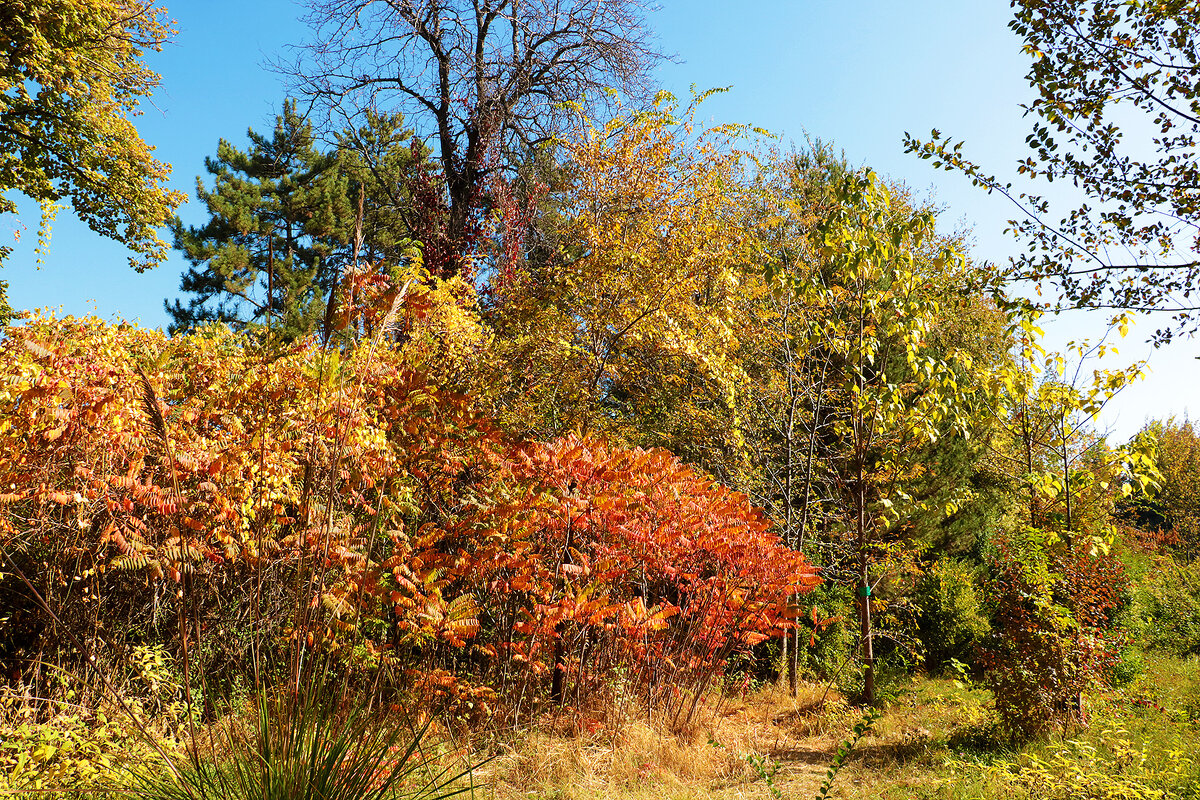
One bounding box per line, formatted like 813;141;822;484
463;671;1025;800
477;682;873;800
19;664;1199;800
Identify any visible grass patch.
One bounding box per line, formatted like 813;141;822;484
118;685;477;800
6;658;1199;799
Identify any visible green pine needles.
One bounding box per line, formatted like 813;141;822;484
167;101;424;340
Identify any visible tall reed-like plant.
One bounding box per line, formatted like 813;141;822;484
121;679;476;800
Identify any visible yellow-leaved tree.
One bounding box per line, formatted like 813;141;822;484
490;92;764;478
0;0;185;319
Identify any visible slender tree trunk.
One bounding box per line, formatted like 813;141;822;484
267;228;275;326
855;294;875;706
1022;402;1036;527
1061;421;1073;531
782;300;796;695
550;625;565;705
858;495;874;706
791;359;828;696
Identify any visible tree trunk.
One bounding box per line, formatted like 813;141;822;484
859;551;874;705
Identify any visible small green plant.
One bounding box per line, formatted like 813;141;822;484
128;643;195;721
814;706;881;800
947;657;974;689
746;752;783;800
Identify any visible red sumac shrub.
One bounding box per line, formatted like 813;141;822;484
447;435;818;724
980;527;1127;739
0;313;816;726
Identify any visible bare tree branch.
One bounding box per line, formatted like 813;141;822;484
281;0;667;276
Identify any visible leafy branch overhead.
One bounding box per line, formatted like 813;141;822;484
906;1;1200;341
0;0;186;319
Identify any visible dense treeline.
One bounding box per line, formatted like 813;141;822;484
4;4;1200;795
0;96;1165;734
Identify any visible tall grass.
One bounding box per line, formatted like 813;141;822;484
119;678;477;800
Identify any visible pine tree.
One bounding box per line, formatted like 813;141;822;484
167;105;433;338
335;110;428;268
167;101;351;338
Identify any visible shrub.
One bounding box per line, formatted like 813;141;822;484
916;558;989;671
788;581;856;686
458;434;820;725
1126;557;1200;657
0;311;816;727
979;527;1127;739
120;681;474;800
0;706;130;793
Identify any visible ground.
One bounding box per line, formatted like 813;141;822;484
3;656;1198;798
480;657;1200;800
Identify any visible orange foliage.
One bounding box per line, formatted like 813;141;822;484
0;302;815;723
446;435;818;722
0;301;497;682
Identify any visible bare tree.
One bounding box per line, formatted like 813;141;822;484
286;0;665;276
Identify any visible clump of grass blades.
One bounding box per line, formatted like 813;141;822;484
121;685;477;800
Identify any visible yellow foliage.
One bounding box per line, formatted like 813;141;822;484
491;94;764;461
0;0;184;275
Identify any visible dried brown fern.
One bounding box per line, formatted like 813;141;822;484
136;367;168;445
136;366;180;495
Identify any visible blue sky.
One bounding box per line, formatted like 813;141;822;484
2;0;1193;439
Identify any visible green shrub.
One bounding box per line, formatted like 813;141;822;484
1015;730;1199;800
1108;646;1146;687
1127;558;1200;657
120;682;477;800
792;582;858;687
916;558;989;671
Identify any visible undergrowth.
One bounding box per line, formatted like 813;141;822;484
5;656;1199;799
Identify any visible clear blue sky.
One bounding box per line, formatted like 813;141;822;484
2;0;1193;440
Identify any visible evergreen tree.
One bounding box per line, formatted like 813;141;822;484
335;110;428;268
167;101;351;338
168;104;431;338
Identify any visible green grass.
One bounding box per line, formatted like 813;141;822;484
833;654;1200;800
